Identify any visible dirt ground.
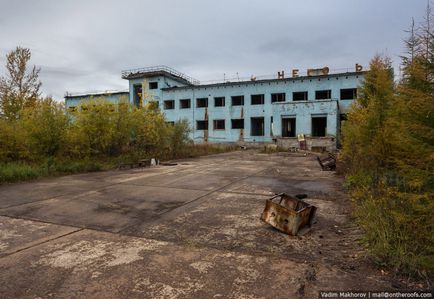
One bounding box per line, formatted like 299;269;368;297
0;150;412;298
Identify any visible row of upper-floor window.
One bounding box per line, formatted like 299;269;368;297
162;88;357;110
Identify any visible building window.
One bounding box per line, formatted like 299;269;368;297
251;94;264;105
197;120;208;130
68;106;77;112
214;97;225;107
231;119;244;129
293;91;308;101
315;90;331;100
340;88;357;100
196;98;208;108
213;119;225;130
251;117;264;136
231;95;244;106
312;116;327;137
149;82;158;89
271;93;286;103
164;100;175;110
133;84;142;107
282;118;296;137
166;121;175;126
180;99;191;109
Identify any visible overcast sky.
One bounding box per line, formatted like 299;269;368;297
0;0;430;100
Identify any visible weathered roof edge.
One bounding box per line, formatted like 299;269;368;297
65;90;129;99
162;71;366;91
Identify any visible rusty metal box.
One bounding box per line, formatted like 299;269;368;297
260;193;317;236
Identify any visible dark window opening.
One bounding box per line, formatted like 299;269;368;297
68;106;76;112
251;117;264;136
213;119;225;130
282;118;296;137
312;117;327;137
166;121;175;126
149;82;158;89
164;100;175;110
251;94;264;105
315;90;331;100
271;93;286;103
196;98;208;108
214;97;225;107
197;120;208;130
340;88;357;100
133;84;142;107
231;95;244;106
293;91;308;101
180;99;191;109
231;119;244;129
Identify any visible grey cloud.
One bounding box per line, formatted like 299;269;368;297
0;0;429;100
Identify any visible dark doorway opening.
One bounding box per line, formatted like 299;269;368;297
312;117;327;137
133;84;142;107
251;117;264;136
282;118;296;137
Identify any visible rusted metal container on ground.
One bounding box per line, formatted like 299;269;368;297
260;193;317;236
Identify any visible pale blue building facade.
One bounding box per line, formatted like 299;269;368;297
66;65;364;151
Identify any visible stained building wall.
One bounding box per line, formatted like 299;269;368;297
64;69;363;151
159;72;363;147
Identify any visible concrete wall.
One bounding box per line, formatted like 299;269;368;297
160;73;362;144
65;92;129;110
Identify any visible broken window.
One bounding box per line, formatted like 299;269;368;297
251;117;264;136
164;100;175;110
180;99;191;109
68;106;76;112
213;119;225;130
166;121;175;126
311;116;327;137
251;94;264;105
271;93;286;103
282;117;296;137
231;96;244;106
196;98;208;108
340;88;357;100
133;84;142;107
293;91;308;101
231;119;244;129
196;120;208;130
315;90;331;100
214;97;225;107
149;82;158;89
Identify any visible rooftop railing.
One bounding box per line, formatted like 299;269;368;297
121;65;200;85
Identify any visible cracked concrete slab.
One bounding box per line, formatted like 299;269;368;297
0;150;396;298
0;216;79;257
0;184;208;233
0;177;113;209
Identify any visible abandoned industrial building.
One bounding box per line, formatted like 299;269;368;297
65;65;365;151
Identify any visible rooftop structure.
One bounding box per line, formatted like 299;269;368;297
121;65;200;85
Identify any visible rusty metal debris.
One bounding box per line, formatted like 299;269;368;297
316;153;336;171
260;193;317;236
